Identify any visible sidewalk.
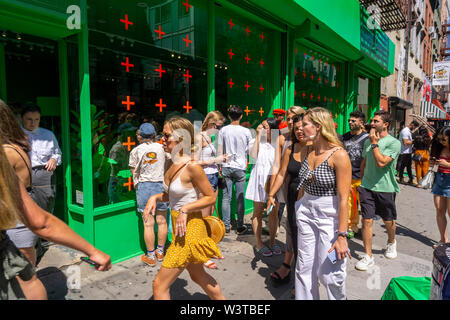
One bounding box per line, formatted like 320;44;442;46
36;183;436;300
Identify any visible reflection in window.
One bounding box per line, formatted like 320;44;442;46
215;11;278;129
294;45;343;119
87;0;208;207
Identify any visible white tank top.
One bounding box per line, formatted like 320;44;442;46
199;133;218;174
163;162;199;211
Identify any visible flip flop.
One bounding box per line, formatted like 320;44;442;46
204;260;218;269
272;245;282;256
270;262;291;287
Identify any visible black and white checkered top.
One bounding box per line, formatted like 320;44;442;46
297;148;342;197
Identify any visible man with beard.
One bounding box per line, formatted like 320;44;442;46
342;111;368;237
355;110;401;271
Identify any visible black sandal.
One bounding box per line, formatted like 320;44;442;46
270;263;291;287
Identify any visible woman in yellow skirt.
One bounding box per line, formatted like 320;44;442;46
143;117;225;300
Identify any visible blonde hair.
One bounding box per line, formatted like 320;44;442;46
201;111;225;132
0;138;22;230
288;106;305;116
304;107;343;148
165;117;195;158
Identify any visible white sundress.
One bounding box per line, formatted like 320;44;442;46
245;140;276;202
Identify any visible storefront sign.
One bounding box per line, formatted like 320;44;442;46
360;8;390;71
423;73;432;102
432;61;450;86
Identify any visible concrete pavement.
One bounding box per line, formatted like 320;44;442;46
35;182;439;300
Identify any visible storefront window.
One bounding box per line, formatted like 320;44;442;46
87;0;208;207
215;9;279;128
66;38;84;207
294;44;343;118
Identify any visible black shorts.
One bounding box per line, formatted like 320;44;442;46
358;187;397;221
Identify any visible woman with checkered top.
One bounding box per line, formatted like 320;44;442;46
294;107;352;300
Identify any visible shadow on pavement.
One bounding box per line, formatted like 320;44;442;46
149;278;209;300
394;222;437;248
37;267;68;300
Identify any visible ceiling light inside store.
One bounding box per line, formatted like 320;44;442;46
16;33;21;40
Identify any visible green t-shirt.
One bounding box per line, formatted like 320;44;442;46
361;134;401;193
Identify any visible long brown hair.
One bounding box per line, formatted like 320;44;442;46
0;136;23;230
0;100;31;152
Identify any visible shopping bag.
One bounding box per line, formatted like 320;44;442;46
418;171;435;189
418;165;438;189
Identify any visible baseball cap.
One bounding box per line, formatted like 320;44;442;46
139;123;156;137
273;108;286;115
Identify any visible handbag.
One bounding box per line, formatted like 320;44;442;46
418;164;438;189
412;154;423;162
217;176;227;189
203;215;225;243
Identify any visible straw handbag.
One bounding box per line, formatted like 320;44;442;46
203;215;225;243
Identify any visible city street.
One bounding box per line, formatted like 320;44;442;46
36;182;439;300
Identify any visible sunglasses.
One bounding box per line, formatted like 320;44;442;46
162;133;172;140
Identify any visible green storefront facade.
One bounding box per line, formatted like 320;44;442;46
0;0;395;263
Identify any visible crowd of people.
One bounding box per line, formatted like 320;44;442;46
1;98;449;300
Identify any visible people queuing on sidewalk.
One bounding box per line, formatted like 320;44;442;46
412;121;432;186
341;111;369;237
129;123;169;268
430;126;450;247
293;107;352;300
397;121;415;185
356;110;401;271
217;105;253;235
266;108;309;290
194;111;228;270
245;118;279;256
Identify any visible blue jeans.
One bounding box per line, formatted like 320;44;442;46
221;167;246;228
136;182;169;212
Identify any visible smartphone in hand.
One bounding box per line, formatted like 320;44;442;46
328;250;337;264
80;257;100;267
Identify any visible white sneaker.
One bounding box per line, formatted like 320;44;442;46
355;254;375;271
384;240;397;259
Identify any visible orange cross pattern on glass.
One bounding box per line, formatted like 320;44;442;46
123;177;134;191
228;78;235;88
183;101;192;114
183;0;192;12
155;64;166;78
121;57;134;72
183;69;192;82
122;96;135;111
120;14;133;30
183;34;192;47
244;53;251;64
156;99;167;112
244;106;252;116
155;25;165;39
244;81;250;91
259;84;264;93
123;136;135;151
259;107;264;116
228;19;234;29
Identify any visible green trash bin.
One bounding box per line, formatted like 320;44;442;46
381;276;431;300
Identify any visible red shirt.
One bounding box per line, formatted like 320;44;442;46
438;156;450;173
279;121;287;130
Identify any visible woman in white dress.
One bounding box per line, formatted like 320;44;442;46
245;118;279;256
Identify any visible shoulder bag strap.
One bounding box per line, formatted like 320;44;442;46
3;145;33;185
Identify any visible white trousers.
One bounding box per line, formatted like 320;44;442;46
295;193;347;300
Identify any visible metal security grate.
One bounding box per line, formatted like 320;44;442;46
359;0;407;31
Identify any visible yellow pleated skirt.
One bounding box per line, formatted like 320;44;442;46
162;210;222;269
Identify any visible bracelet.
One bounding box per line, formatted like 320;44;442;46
179;208;188;215
336;230;348;238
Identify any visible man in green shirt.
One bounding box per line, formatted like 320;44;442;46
355;110;401;271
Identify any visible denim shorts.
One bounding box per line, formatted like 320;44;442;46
432;171;450;198
136;181;169;212
206;173;219;191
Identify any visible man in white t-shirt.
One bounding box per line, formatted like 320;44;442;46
129;123;169;267
218;105;252;234
397;121;416;185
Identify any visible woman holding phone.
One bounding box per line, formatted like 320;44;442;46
430;126;450;247
294;107;352;300
144;117;225;300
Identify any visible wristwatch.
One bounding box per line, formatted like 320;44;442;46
179;208;188;215
336;230;348;238
371;144;379;149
